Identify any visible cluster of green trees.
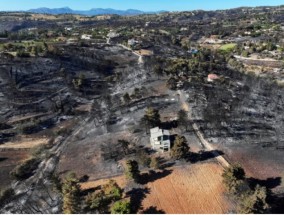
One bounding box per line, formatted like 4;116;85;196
2;42;45;57
85;179;130;214
62;173;81;214
10;157;40;180
58;172;131;214
222;164;270;213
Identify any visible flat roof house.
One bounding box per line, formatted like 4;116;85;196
150;127;171;152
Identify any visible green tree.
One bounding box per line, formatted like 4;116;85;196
85;179;123;213
137;150;150;167
125;160;140;182
85;190;106;212
242;50;249;57
110;200;131;214
103;180;123;201
170;135;189;160
222;164;246;194
142;107;161;128
62;173;81;214
150;157;160;169
239;185;270;214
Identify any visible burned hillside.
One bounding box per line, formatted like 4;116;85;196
0;5;284;214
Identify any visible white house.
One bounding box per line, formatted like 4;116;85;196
150;127;171;152
81;34;92;40
65;27;73;31
128;39;138;46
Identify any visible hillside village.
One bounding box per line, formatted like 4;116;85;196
0;5;284;214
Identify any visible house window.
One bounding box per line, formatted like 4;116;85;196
163;135;169;140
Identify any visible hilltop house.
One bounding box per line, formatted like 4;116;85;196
150;127;171;152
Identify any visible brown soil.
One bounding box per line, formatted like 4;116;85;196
80;162;235;214
0;150;30;189
0;137;48;149
141;163;234;214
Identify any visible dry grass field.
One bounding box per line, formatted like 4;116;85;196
81;162;235;214
142;163;234;214
0;137;49;149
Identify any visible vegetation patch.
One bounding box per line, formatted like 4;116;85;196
219;43;237;52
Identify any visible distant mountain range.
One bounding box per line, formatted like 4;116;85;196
26;7;165;16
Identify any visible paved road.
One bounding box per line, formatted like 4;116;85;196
178;90;230;168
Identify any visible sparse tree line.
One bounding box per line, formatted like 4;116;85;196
49;172;131;214
122;86;148;105
222;164;271;213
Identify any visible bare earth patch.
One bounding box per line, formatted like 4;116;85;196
141;163;234;214
0;137;49;149
0;150;30;189
80;162;235;214
80;175;127;190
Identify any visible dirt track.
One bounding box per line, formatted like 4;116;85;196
178;90;230;168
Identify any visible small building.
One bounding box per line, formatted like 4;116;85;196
145;21;151;27
65;27;72;31
128;39;139;46
81;34;92;40
207;74;220;82
150;127;171;152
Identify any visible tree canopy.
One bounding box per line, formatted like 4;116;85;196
62;173;81;214
170;135;189;160
125;160;140;182
222;163;246;194
110;200;131;214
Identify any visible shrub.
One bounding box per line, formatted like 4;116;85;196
125;160;140;182
222;163;246;194
110;200;131;214
137;150;150;167
150;157;160;169
238;185;270;214
0;188;15;207
10;158;40;180
62;173;81;214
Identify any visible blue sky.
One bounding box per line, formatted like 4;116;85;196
0;0;283;11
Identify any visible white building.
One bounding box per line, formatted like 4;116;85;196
107;31;120;38
150;127;171;152
128;39;138;46
81;34;92;40
65;27;72;31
